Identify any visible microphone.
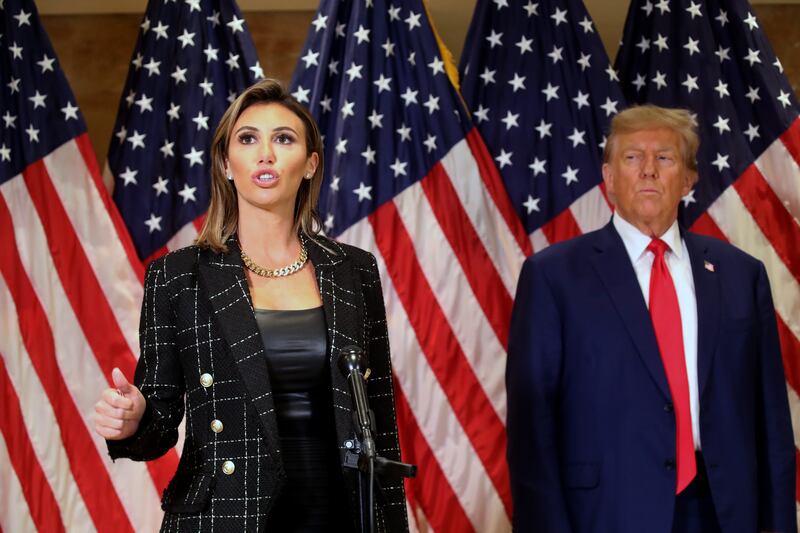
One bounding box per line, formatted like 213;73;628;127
338;345;376;460
337;345;417;533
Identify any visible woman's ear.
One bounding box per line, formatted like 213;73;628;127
305;152;320;179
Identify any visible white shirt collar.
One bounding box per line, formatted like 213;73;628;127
612;213;683;263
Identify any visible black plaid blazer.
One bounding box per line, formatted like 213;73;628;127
108;235;408;533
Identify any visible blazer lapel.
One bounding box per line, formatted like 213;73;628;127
306;236;366;362
305;236;365;444
589;223;671;399
197;240;283;467
684;232;721;400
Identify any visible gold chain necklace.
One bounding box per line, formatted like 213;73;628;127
240;243;308;278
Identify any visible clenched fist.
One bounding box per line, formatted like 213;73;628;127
94;368;146;440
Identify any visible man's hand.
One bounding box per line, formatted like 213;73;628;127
94;368;146;440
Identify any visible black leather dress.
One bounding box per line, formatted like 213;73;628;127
255;306;352;532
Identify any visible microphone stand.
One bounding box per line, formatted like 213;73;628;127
339;346;417;533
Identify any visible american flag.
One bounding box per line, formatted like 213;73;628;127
615;0;800;513
290;0;531;531
459;0;626;251
107;0;262;262
0;0;174;530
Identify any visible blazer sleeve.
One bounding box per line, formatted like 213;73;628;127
507;256;572;533
754;263;797;533
107;257;186;462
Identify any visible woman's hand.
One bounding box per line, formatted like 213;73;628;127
94;368;146;440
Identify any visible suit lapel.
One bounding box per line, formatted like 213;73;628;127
589;223;671;399
684;232;720;399
197;240;283;466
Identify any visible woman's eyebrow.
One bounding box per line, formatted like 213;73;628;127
233;125;259;135
271;126;299;135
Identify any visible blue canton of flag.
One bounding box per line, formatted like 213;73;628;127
107;0;262;261
459;0;626;246
1;0;86;182
617;0;800;519
290;0;473;237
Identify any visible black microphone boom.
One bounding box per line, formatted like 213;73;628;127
337;345;416;533
338;345;376;459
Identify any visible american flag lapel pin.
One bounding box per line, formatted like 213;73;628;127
704;260;715;272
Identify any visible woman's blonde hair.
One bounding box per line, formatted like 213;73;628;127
603;104;700;183
195;78;324;252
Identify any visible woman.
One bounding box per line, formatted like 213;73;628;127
94;79;409;532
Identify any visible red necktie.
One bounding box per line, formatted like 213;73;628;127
647;239;696;494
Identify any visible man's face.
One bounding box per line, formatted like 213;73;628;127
602;127;694;236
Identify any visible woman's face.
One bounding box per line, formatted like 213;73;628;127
226;102;318;221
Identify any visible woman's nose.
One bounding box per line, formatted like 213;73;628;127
260;143;275;164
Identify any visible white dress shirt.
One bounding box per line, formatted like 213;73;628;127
613;214;701;450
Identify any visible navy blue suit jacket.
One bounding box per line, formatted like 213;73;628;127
506;222;795;533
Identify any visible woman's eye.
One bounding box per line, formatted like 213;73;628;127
238;133;257;144
275;133;294;144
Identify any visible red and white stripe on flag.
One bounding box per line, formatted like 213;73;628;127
0;134;178;532
529;183;613;253
341;130;532;532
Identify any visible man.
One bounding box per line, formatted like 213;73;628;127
506;105;796;533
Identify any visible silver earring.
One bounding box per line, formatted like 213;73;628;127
227;173;233;181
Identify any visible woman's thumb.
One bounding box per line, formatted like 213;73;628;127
111;367;131;391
